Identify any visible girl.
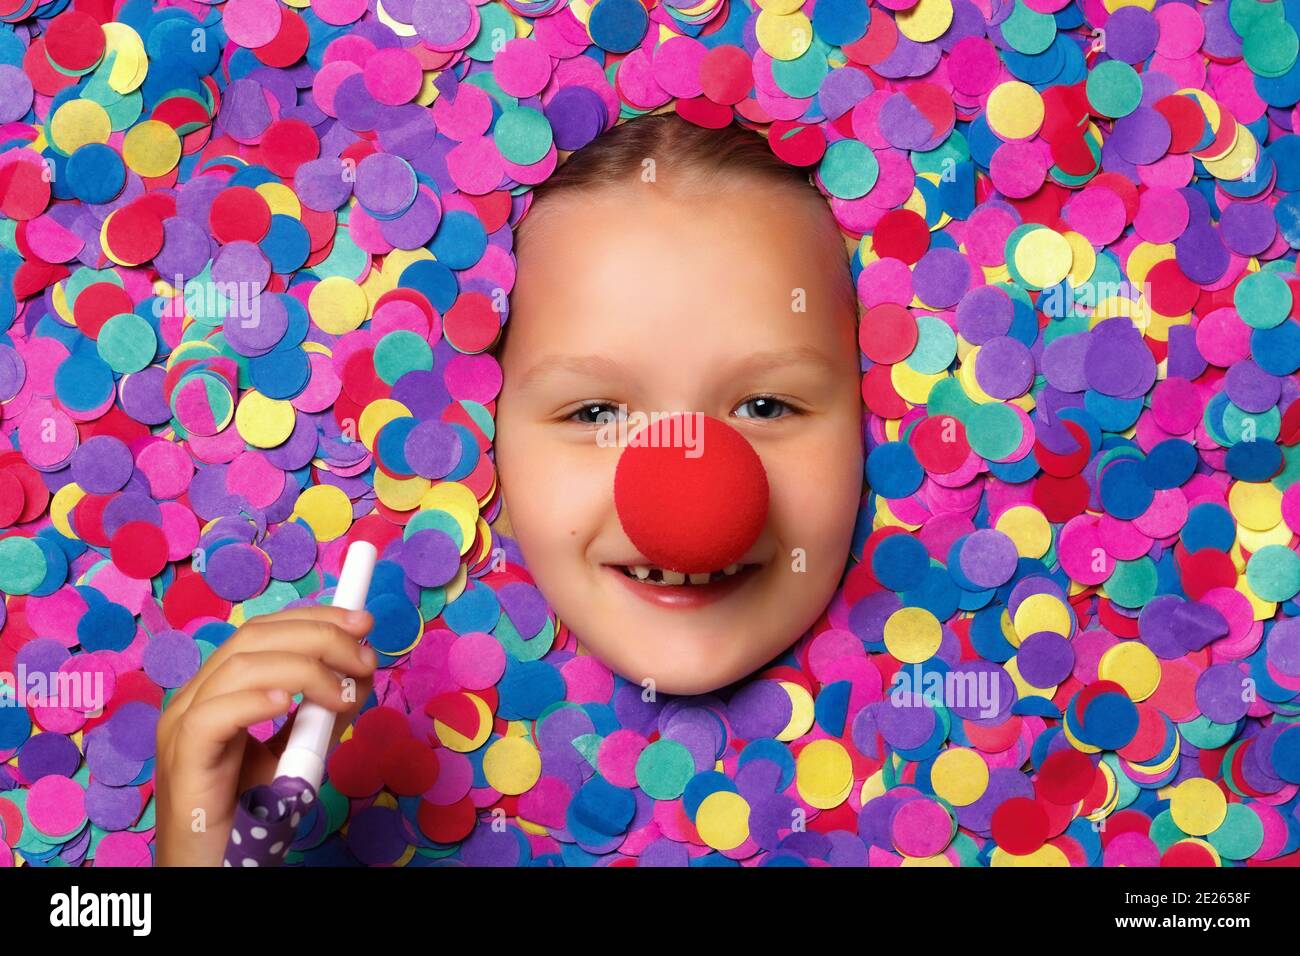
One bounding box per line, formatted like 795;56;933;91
494;110;864;696
155;111;865;865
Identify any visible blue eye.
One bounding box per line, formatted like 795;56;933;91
569;401;622;425
734;396;794;420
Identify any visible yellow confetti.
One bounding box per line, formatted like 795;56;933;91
897;0;953;42
483;735;542;795
235;390;296;448
696;791;751;850
986;81;1044;140
310;276;370;334
884;606;942;663
1169;778;1228;836
755;8;813;60
49;99;111;154
291;483;353;542
122;120;182;177
796;739;853;809
931;748;989;806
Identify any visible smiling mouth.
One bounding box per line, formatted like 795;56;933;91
602;560;763;609
612;562;762;586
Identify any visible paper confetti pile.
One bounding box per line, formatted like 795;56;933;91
0;0;1299;866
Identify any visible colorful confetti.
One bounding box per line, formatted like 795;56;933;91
0;0;1298;869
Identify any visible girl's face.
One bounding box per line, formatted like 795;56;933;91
494;180;864;695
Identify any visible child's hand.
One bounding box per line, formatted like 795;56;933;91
154;605;376;866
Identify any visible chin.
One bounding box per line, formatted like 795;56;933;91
637;670;735;697
550;562;823;694
618;640;768;696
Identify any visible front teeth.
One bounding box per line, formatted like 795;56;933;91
621;563;751;585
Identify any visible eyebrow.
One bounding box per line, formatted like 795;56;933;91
513;345;840;393
513;353;632;393
729;344;841;378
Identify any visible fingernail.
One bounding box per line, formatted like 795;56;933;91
358;646;376;668
267;689;289;706
346;610;371;628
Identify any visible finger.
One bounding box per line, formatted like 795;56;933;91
247;669;373;790
169;687;293;782
264;658;375;761
228;618;376;676
245;604;374;630
171;614;375;714
219;608;373;669
193;651;366;716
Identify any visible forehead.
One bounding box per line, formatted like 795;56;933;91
514;183;850;308
500;186;858;375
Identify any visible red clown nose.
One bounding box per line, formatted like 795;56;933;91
613;413;770;575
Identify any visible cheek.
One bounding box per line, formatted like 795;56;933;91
498;432;616;553
766;434;863;550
